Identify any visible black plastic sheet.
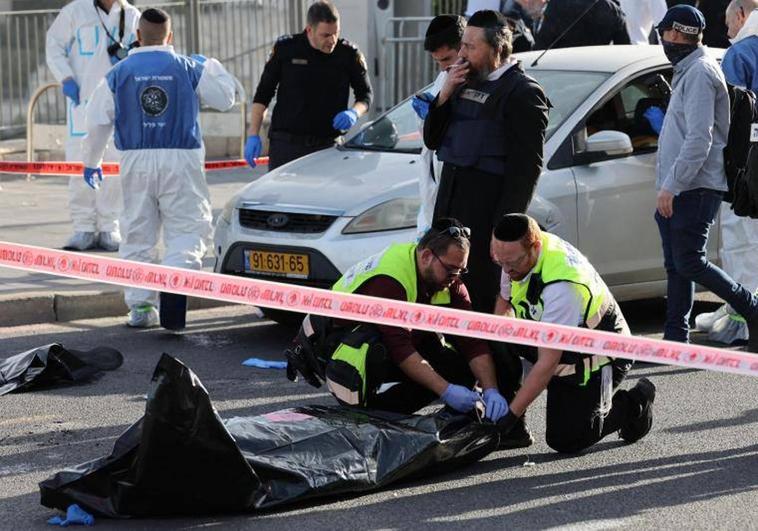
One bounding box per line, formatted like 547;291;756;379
40;354;498;517
0;343;123;395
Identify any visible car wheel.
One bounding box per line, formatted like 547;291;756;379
261;307;304;328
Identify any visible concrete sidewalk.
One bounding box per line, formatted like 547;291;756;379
0;164;265;326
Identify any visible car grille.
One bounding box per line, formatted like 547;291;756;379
238;209;337;233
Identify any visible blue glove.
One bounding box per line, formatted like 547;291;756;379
440;383;479;413
483;388;509;422
244;135;262;168
411;92;432;120
191;53;207;64
242;357;287;369
644;106;665;134
47;504;94;526
332;109;358;131
62;78;80;106
83;167;103;190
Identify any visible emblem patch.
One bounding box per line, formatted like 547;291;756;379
140;86;168;117
460;88;489;104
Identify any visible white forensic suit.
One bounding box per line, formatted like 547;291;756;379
618;0;667;44
46;0;140;235
82;45;236;309
416;70;447;237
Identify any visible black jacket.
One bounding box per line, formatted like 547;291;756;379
535;0;631;50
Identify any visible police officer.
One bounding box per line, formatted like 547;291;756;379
244;1;372;171
424;10;549;314
534;0;630;49
491;214;656;453
285;219;530;445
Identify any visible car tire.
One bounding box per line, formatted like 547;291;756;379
261;307;304;328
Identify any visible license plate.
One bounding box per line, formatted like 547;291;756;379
244;249;309;278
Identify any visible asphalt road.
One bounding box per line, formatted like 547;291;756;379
1;300;757;530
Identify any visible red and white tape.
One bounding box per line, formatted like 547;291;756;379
0;158;267;177
1;240;756;378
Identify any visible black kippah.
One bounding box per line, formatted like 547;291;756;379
468;9;507;29
141;7;169;24
493;214;530;242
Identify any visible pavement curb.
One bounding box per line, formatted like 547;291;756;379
0;290;234;327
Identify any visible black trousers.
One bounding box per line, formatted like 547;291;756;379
268;136;334;171
365;336;522;415
494;343;640;453
433;164;533;313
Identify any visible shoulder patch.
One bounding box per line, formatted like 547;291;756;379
339;38;359;51
277;34;293;43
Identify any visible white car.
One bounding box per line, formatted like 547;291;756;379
214;46;723;323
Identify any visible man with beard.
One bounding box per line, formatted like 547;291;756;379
284;219;521;440
423;9;549;314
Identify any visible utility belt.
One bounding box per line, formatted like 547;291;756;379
269;130;336;148
284;314;386;407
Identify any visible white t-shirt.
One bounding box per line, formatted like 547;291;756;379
500;269;584;327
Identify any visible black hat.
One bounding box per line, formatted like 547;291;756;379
656;5;706;35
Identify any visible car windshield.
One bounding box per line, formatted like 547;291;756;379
344;69;610;153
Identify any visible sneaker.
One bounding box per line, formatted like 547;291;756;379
63;232;97;251
97;231;121;252
498;416;535;449
620;378;656;444
127;304;159;328
694;304;729;332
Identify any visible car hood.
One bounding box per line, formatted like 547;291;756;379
237;148;420;216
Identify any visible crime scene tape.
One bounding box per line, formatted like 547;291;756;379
1;240;757;378
0;158;267;176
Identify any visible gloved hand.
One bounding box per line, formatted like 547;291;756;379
332;109;358;131
440;383;480;413
483;388;509;422
61;78;80;106
83;167;103;190
411;92;433;120
244;135;262;168
47;503;94;526
191;53;207;64
643;106;665;134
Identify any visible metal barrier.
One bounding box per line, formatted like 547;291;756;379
0;0;310;137
381;16;436;111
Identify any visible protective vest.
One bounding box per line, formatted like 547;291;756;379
509;233;624;385
106;50;205;150
436;67;520;175
326;243;451;405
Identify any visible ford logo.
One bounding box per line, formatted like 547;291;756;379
266;213;289;229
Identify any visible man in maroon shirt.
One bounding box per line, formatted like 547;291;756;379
286;219;532;448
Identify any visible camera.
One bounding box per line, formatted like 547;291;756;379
107;41;139;62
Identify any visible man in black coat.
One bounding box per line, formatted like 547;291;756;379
423;10;550;313
534;0;631;49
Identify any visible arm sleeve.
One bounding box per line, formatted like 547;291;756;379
45;8;75;83
446;281;491;361
349;49;373;108
722;49;750;88
423;95;454;150
540;283;585;327
500;270;512;300
196;58;237;111
81;79;115;168
252;44;283;107
661;68;719;195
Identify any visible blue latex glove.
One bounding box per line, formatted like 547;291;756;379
332;109;358;131
191;53;207;64
644;106;665;134
47;504;94;526
482;388;509;422
83;167;103;190
62;78;80;106
244;135;262;168
440;383;479;413
242;357;287;369
411;92;432;120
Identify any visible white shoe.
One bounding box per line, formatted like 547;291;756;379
127;304;159;328
694;304;729;332
97;231;121;252
63;232;97;251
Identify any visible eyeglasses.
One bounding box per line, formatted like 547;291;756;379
493;248;531;270
431;249;468;277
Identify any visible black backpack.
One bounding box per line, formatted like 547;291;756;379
724;84;758;206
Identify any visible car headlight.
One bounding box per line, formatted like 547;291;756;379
219;197;237;225
342;198;420;234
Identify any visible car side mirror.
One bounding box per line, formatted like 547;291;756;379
585;130;633;157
